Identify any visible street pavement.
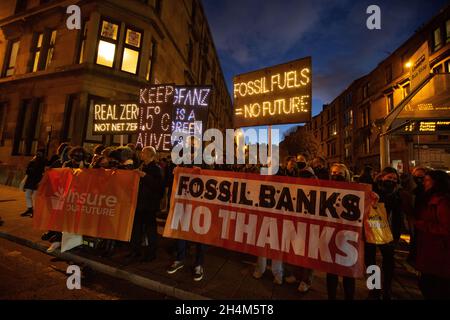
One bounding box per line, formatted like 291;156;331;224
0;184;423;300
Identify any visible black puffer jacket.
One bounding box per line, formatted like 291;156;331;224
24;157;46;190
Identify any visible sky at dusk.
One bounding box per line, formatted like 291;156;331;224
202;0;449;142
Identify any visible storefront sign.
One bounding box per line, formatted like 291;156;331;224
93;101;139;135
173;86;212;143
233;57;312;128
410;42;430;90
137;84;175;151
164;167;371;278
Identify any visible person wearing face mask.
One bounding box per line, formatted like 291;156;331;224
311;156;330;180
415;170;450;299
364;167;403;300
326;163;356;300
63;146;88;169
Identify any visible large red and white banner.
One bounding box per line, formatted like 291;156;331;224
34;168;140;242
163;167;372;278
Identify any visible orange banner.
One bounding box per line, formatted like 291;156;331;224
34;168;140;242
163;167;372;278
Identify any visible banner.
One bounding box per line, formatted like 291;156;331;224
163;167;371;278
34;168;140;242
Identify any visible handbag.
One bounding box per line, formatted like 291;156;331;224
364;202;394;244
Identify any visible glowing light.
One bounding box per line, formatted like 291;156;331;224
96;40;115;67
405;62;412;68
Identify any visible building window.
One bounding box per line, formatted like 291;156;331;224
61;94;78;142
146;41;156;81
96;20;119;68
330;123;337;136
13;99;44;156
433;64;443;74
433;27;442;51
30;30;56;72
386;93;394;112
0;102;6;146
385;64;392;84
2;40;20;77
84;98;105;144
446;60;450;73
121;27;142;74
15;0;27;13
363;83;369;99
403;83;410;98
78;22;88;64
362;107;370;127
364;137;370;154
31;33;43;72
446;20;450;43
345;147;350;159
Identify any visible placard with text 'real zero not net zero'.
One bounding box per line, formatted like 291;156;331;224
92;101;139;135
233;56;312;128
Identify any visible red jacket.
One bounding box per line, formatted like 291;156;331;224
415;193;450;279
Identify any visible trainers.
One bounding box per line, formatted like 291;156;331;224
47;242;61;253
298;281;311;293
20;208;33;217
285;275;297;284
193;265;204;282
252;270;264;279
167;261;184;274
273;275;283;285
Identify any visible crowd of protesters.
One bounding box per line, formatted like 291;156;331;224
15;143;450;299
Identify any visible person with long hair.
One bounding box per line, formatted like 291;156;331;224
415;170;450;299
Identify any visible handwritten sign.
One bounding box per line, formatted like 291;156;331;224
233;57;312;127
93;102;139;135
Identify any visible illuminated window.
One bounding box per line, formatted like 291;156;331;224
121;27;142;74
2;40;20;77
13;98;44;156
386;93;394;112
78;22;88;64
433;27;442;51
96;20;119;68
45;30;57;69
403;83;410;98
31;33;43;72
446;60;450;73
30;30;56;72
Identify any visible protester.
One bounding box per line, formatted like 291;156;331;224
364;167;404;300
20;148;46;218
279;156;298;177
326;163;356;300
311;156;329;180
48;142;70;168
408;166;428;266
359;165;374;185
415;170;450;299
127;146;163;263
63;146;89;169
90;144;105;168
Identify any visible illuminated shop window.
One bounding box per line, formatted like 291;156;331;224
96;20;119;68
3;40;20;77
121;27;142;74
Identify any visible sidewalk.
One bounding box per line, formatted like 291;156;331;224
0;184;423;300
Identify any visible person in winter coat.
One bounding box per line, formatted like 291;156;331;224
415;170;450;299
48;143;70;168
127;146;163;262
20;148;46;217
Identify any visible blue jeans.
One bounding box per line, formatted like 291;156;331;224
176;240;205;267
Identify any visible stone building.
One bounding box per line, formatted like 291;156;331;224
0;0;232;185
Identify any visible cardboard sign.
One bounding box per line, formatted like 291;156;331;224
164;167;371;278
233;57;312;128
93;101;139;135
